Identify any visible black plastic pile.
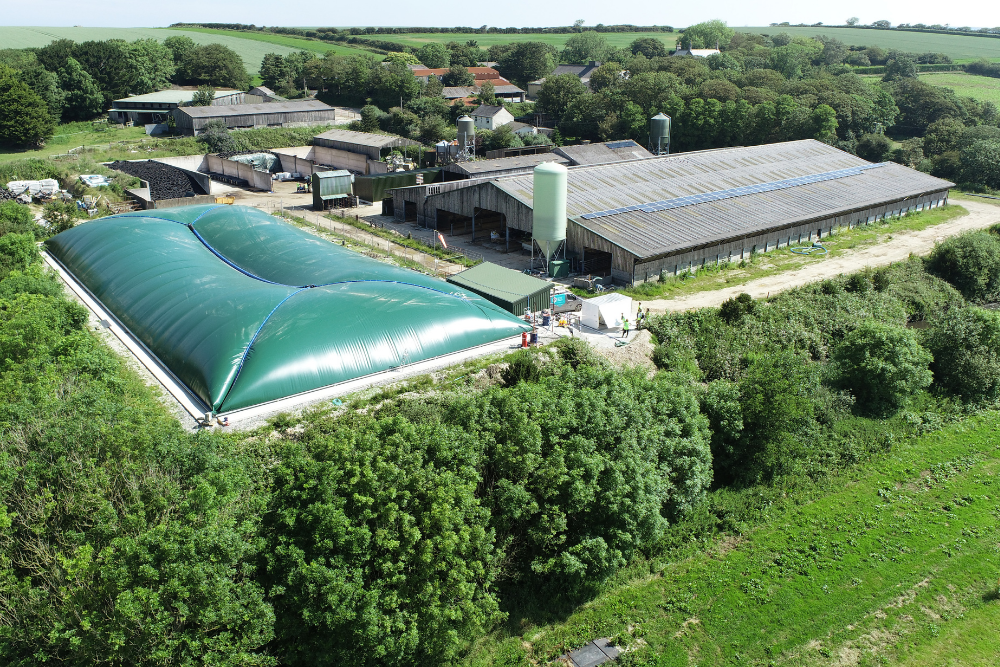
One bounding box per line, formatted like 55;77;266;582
107;160;206;201
0;188;15;202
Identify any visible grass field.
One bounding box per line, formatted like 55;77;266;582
316;31;680;51
919;72;1000;105
0;121;202;165
737;26;1000;62
166;27;374;58
0;26;304;74
467;410;1000;666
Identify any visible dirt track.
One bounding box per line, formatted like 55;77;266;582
644;199;1000;313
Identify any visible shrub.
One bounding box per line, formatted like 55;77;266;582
829;321;933;416
845;272;872;293
872;269;891;292
0;201;38;238
718;292;756;324
926;232;1000;302
0;232;39;279
501;350;540;385
924;307;1000;403
454;365;712;593
264;415;499;666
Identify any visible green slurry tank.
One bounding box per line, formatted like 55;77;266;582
532;161;568;263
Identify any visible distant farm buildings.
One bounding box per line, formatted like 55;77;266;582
171;100;337;135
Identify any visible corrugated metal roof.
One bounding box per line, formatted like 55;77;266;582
442;86;477;98
312;128;420;148
113;89;239;104
449;154;568;175
493;140;954;259
554;141;655;166
471;105;506;118
176;100;333;118
447;262;552;303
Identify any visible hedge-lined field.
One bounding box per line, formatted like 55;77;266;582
736;26;1000;62
919;71;1000;105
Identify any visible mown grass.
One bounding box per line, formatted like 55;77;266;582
919;72;1000;105
610;203;968;301
168;27;374;58
328;212;480;267
735;26;1000;61
0;121;151;164
466;410;1000;665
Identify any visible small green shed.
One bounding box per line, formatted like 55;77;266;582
447;262;554;315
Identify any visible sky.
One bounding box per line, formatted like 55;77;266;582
3;0;998;29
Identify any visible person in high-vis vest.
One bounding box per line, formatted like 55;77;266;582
621;316;630;339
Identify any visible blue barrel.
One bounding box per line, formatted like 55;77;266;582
530;332;538;345
542;314;551;326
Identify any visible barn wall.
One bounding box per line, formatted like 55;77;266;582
627;191;950;284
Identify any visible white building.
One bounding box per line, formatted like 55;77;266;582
470;105;516;131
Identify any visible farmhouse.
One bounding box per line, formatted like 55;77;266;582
391;140;954;284
171;100;336;135
108;89;244;125
470;105;516;131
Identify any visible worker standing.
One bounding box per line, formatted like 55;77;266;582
621;316;630;339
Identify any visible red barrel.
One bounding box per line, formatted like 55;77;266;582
522;332;528;348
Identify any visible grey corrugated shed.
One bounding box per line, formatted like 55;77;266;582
554;141;655;166
175;99;332;118
494;140;954;260
446;153;568;176
312;128;420;149
447;262;552;314
442;86;477;98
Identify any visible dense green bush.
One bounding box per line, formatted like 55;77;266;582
451;365;712;593
927;231;1000;302
925;307;1000;403
829;321;933;416
0;201;38;239
264;415;499;666
0;232;38;279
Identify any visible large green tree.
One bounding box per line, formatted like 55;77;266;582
0;76;55;148
58;57;105;121
416;42;450;69
496;42;556;87
179;43;250;90
536;73;588;121
561;31;610;64
680;19;735;49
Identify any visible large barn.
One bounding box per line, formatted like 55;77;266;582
172;100;337;135
392;140;954;284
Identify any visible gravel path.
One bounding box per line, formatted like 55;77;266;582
643;199;1000;313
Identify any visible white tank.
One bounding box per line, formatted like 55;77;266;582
532;162;568;261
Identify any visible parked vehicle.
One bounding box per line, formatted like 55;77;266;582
550;291;584;314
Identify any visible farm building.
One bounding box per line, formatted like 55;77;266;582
443;153;568;179
171;100;336;135
391;140;954;284
470;106;516;131
447;262;554;314
553;140;655;166
45;205;530;415
108;89;244;125
527;61;602;98
312;128;422;161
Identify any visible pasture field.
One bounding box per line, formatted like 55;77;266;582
919;72;1000;105
467;411;1000;666
0;26;303;74
737;26;1000;62
316;31;680;50
165;27;373;58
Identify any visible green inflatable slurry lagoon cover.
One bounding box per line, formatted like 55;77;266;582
46;205;531;413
